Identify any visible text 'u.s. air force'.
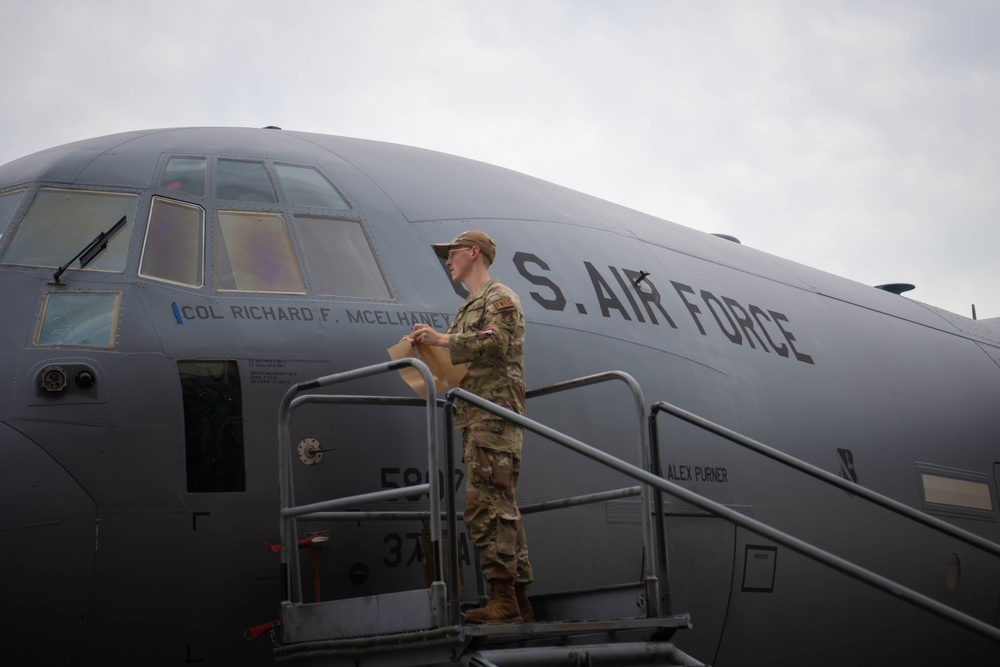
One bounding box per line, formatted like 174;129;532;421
511;251;814;365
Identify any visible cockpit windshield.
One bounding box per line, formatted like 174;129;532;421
274;164;350;209
139;197;205;287
0;189;26;240
1;188;138;271
216;211;306;293
294;216;392;299
161;157;206;197
217;160;277;203
2;160;393;301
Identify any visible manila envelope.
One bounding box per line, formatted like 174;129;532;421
387;341;467;399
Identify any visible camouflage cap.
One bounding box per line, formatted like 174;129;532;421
432;230;496;264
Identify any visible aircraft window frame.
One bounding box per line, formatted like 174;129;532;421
35;291;121;348
216;159;278;203
151;154;393;299
0;188;138;272
215;210;307;294
916;462;996;522
274;163;351;210
0;188;27;242
161;157;206;197
292;215;394;300
139;197;206;288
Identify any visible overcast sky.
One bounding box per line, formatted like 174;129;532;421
3;1;997;318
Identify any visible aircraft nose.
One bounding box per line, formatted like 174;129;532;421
0;423;96;664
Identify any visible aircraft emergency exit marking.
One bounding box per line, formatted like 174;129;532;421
513;251;815;365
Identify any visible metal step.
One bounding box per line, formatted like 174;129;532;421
275;582;698;666
464;639;704;667
275;615;697;666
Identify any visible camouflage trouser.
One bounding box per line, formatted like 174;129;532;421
463;421;533;584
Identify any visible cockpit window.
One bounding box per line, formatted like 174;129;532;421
36;292;120;347
0;188;137;271
139;197;205;287
274;164;350;209
162;157;206;197
216;160;277;203
0;189;26;238
293;216;393;299
215;211;306;293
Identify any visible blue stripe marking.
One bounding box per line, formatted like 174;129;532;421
172;302;184;324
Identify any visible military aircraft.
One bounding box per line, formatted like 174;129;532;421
1;127;998;666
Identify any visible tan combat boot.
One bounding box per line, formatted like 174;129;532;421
464;580;522;624
515;582;535;623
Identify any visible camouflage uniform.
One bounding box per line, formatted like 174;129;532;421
448;279;533;584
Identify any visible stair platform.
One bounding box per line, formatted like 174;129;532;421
274;614;698;666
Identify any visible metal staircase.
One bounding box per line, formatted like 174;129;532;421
273;360;1000;666
274;360;698;666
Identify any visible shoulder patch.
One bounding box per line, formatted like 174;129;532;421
493;297;516;311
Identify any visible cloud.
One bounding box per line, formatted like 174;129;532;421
1;0;998;316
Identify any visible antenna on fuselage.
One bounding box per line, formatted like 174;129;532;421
874;283;915;296
632;270;651;288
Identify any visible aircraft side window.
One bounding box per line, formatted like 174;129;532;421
0;189;26;240
36;292;120;347
139;197;205;287
917;463;995;521
0;188;138;271
274;164;351;209
215;210;306;293
161;157;206;197
216;159;277;203
178;360;246;493
293;216;393;299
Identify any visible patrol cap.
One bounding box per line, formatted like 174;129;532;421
432;230;496;264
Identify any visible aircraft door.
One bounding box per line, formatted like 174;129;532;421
648;365;751;665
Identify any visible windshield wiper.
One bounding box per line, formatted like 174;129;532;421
51;215;128;284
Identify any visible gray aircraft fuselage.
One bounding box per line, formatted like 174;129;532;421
0;127;998;665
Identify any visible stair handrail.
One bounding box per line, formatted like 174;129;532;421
527;371;662;616
299;486;642;522
277;359;448;622
650;401;1000;558
276;366;659;628
451;371;660;619
449;388;1000;644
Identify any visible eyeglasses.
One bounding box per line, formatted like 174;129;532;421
447;247;474;260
